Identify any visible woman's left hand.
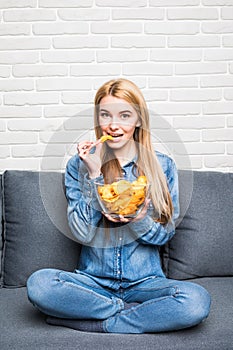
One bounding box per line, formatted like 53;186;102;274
103;198;151;224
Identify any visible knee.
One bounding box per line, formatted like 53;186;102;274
181;282;211;327
26;268;59;308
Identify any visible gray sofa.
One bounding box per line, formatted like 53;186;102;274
0;169;232;350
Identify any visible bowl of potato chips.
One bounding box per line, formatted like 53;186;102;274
94;175;150;218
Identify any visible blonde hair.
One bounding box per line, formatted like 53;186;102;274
94;78;173;224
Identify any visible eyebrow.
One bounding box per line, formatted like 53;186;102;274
99;108;132;114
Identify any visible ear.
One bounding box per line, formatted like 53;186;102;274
136;118;142;127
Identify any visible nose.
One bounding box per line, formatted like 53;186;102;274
109;116;119;130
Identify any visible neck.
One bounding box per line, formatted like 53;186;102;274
114;140;137;167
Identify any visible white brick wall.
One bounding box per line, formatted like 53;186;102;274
0;1;233;172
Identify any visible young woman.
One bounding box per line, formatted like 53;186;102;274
27;78;211;334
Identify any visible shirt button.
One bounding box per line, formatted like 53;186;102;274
119;237;122;241
118;253;120;257
117;271;120;274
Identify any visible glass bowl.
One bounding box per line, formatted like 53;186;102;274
94;176;150;219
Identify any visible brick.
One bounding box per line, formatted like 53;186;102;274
141;89;168;102
151;49;202;62
40;130;84;143
96;0;146;6
97;50;147;62
229;63;233;74
71;63;121;76
204;155;233;168
0;66;11;78
0;158;39;171
53;36;108;49
175;62;226;75
37;78;92;91
13;64;67;77
168;35;220;48
91;22;142;34
112;36;165;48
145;21;199;35
223;35;233;47
201;75;233;87
40;157;67;171
173;115;225;129
112;8;164;20
39;0;93;7
58;9;110;21
227;116;233;126
0;106;41;118
0;51;39;64
224;89;233;100
8;118;64;131
0;146;10;159
0;119;6;131
221;7;233;19
227;143;233;154
0;38;51;50
44;105;90;118
0;132;37;145
12;144;66;157
202;129;233;141
4;93;60;106
0;23;30;35
173;142;225;155
64;116;94;129
0;0;36;8
33;22;88;35
0;79;33;91
175;155;203;170
3;9;56;22
203;0;233;4
204;49;233;61
202;21;233;34
42;50;95;63
122;63;173;76
149;102;201;116
149;0;199;5
149;76;198;88
167;8;218;20
171;89;221;102
62;92;93;104
203;102;233;114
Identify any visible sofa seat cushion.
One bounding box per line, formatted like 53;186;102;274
1;171;80;287
0;277;232;350
163;170;233;279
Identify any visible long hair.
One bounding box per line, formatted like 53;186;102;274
94;78;173;224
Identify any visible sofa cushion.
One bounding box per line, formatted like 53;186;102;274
1;171;81;287
0;278;232;350
163;170;233;279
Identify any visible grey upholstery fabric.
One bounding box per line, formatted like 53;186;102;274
163;171;233;279
0;174;2;275
0;278;232;350
1;171;80;287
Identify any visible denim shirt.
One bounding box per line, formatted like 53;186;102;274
65;151;179;289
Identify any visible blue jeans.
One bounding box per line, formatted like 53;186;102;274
27;269;211;334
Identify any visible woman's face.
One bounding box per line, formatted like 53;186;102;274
97;95;141;152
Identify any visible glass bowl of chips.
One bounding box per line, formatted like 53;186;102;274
94;175;150;219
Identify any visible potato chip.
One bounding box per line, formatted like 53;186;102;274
97;175;148;216
100;135;114;143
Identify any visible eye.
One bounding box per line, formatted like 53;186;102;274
100;112;110;118
121;113;130;119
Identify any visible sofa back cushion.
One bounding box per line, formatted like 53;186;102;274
1;171;81;288
163;170;233;279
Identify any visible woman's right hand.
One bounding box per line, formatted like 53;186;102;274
77;140;103;179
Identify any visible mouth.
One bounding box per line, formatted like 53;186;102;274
107;132;124;139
